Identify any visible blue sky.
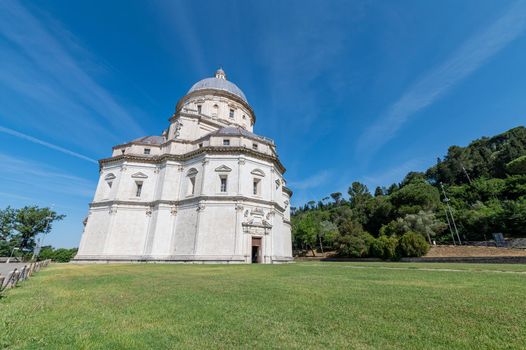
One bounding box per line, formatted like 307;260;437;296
1;0;526;248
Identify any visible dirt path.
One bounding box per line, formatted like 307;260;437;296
426;245;526;257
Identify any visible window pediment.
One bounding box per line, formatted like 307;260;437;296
215;165;232;173
251;169;265;177
131;172;148;179
104;173;116;180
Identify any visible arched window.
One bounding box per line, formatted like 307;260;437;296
212;104;219;117
186;168;198;196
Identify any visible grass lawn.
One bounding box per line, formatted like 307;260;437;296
1;262;525;349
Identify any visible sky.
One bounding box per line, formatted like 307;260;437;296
1;0;526;248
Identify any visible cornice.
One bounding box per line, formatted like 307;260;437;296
169;111;230;129
282;186;293;197
90;195;286;213
175;89;256;125
99;146;286;174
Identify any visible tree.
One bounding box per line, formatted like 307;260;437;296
390;181;440;216
319;220;339;253
12;206;65;253
401;172;427;187
330;192;342;205
400;210;447;244
374;186;384;197
292;211;320;256
348;182;372;208
0;207;16;255
507;155;526;175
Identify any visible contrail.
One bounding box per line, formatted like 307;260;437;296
0;125;98;164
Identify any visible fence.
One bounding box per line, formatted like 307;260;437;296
0;260;51;293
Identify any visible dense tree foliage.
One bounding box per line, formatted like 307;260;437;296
0;206;65;258
292;126;526;258
38;246;78;262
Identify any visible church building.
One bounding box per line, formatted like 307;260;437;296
74;69;293;263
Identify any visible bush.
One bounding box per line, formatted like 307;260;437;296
379;219;406;236
52;248;78;262
37;247;78;262
371;235;398;260
397;231;430;257
335;232;375;258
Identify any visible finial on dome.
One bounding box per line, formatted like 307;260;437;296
215;67;226;80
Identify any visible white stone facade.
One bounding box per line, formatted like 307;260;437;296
74;69;293;263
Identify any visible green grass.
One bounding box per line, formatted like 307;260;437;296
1;262;525;349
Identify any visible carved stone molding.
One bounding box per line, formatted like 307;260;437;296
196;203;205;211
109;207;117;215
235;204;244;211
251;169;265;177
215;165;232;172
90;196;287;213
132;172;148;179
99;147;286;174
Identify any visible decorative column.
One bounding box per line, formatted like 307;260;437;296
237;158;245;195
193;203;205;255
234;203;244;257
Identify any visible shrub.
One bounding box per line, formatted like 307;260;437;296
371;235;398;260
397;231;430;257
379;219;406;236
335;232;375;258
52;248;78;262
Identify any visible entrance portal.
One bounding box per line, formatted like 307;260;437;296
251;237;262;263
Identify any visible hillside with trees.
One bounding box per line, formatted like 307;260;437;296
291;126;526;259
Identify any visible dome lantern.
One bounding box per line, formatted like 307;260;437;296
215;68;226;80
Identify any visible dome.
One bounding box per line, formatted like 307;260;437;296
187;69;247;103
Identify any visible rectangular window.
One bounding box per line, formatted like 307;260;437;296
135;182;143;197
253;179;260;195
107;181;113;189
220;177;227;192
197;105;202;114
198;143;203;148
229;109;234;118
252;143;258;150
223;139;230;146
144;148;151;155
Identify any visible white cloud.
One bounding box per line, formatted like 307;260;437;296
0;0;144;142
0;153;96;198
288;170;332;190
357;1;526;157
361;158;427;189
